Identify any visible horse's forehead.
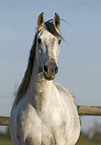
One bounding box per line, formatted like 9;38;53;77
38;29;55;40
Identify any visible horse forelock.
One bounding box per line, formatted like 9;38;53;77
44;21;62;38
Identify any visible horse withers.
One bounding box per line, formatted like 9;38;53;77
10;12;80;145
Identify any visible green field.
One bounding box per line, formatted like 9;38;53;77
1;127;101;145
0;139;13;145
0;136;100;145
76;135;101;145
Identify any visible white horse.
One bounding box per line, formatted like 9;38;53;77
10;13;80;145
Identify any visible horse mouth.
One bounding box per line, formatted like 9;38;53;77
44;73;55;81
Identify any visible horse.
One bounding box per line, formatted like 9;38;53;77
10;12;80;145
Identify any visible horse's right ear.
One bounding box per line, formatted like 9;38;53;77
37;12;44;30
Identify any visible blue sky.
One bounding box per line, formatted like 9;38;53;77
0;0;101;132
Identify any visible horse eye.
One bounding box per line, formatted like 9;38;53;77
38;38;41;44
58;39;61;45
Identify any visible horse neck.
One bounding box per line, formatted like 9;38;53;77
27;57;54;108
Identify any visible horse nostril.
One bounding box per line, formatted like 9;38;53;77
43;65;48;74
52;66;58;73
55;66;58;73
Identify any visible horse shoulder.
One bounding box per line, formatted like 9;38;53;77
11;97;42;145
54;82;80;144
54;81;77;107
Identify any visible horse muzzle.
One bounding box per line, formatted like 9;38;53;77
42;59;58;81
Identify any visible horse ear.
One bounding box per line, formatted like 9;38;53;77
53;13;60;30
37;12;44;30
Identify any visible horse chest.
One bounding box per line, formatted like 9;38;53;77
21;103;67;145
26;100;64;127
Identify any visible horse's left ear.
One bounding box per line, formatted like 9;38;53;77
37;12;44;30
53;13;60;30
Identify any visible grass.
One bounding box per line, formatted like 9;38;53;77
76;134;101;145
0;135;100;145
0;139;13;145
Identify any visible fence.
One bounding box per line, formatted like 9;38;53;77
0;106;101;126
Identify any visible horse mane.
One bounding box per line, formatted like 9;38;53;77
14;21;62;105
13;34;37;105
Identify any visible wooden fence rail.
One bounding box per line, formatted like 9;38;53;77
0;116;10;126
0;106;101;126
